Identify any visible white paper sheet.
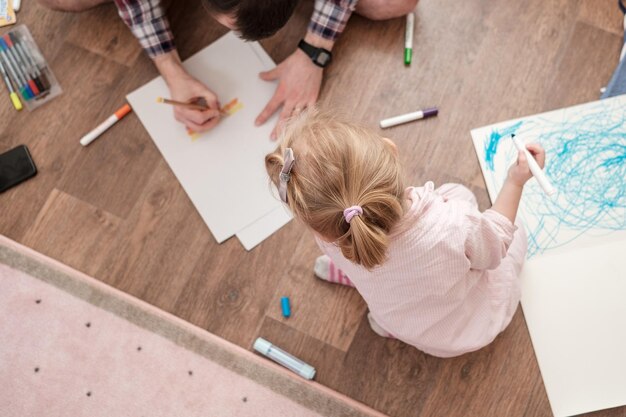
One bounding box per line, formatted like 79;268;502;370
471;94;626;417
127;32;291;249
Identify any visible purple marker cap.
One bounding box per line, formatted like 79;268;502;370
422;107;438;118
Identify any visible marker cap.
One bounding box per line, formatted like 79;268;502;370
423;107;438;118
10;92;22;110
115;103;132;119
404;48;412;65
281;296;291;318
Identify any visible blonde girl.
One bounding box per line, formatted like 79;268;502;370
266;111;544;357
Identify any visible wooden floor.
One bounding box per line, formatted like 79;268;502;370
2;1;625;416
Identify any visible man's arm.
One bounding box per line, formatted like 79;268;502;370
114;0;221;133
255;0;359;139
113;0;175;58
308;0;358;43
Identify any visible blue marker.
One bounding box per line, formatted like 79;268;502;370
0;39;33;100
281;297;291;318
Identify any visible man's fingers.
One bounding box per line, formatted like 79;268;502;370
185;115;221;133
270;104;295;140
259;67;280;81
177;108;220;125
256;91;283;126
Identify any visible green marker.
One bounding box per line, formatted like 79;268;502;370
404;12;414;65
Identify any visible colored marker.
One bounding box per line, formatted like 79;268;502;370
0;39;35;99
0;48;30;100
510;134;556;196
13;34;50;91
2;36;39;96
253;338;316;380
380;107;438;128
80;104;132;146
0;59;21;110
280;296;291;318
9;33;46;94
404;12;414;65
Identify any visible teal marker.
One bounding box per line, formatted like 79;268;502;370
280;296;291;318
404;12;414;65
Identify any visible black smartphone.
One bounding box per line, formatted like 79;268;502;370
0;145;37;193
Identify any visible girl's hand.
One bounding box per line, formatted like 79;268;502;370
507;143;546;187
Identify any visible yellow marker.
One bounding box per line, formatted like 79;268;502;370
9;91;21;110
0;59;21;110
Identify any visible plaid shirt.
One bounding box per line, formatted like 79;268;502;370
113;0;175;58
113;0;357;58
309;0;359;41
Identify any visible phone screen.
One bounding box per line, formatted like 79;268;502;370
0;145;37;193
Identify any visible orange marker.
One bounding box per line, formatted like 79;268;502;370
80;104;132;146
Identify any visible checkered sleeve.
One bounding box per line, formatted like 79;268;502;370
308;0;359;41
114;0;175;58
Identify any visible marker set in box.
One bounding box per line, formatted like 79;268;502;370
0;25;61;111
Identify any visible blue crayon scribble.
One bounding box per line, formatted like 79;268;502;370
479;99;626;258
484;121;523;170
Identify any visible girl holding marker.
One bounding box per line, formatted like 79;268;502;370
266;111;546;358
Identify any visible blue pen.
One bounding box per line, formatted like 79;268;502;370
281;297;291;318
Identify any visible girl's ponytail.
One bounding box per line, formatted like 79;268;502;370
265;110;406;269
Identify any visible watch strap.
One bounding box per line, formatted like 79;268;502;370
298;39;332;68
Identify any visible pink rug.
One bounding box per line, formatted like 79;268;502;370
0;235;386;417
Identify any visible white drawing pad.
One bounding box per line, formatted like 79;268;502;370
471;94;626;417
127;32;291;249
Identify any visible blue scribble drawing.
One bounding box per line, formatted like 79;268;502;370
484;121;523;170
476;97;626;258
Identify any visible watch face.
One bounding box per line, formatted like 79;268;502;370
316;51;331;66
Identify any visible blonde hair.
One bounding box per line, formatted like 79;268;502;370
265;110;406;269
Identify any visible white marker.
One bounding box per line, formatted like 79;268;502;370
13;0;21;12
404;12;415;65
510;134;556;196
380;107;438;129
80;104;132;146
253;337;316;380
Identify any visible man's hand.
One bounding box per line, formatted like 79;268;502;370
154;50;221;133
256;33;335;140
255;48;323;140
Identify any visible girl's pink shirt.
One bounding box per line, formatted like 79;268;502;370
317;182;527;358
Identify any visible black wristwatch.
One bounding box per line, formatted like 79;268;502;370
298;39;332;68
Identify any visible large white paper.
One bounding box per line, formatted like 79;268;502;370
471;94;626;417
127;32;291;249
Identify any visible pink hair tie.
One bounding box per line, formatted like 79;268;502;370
343;205;363;224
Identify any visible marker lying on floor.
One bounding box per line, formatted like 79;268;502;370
380;107;438;128
510;133;556;196
280;296;291;318
80;104;132;146
254;337;316;380
404;12;414;65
